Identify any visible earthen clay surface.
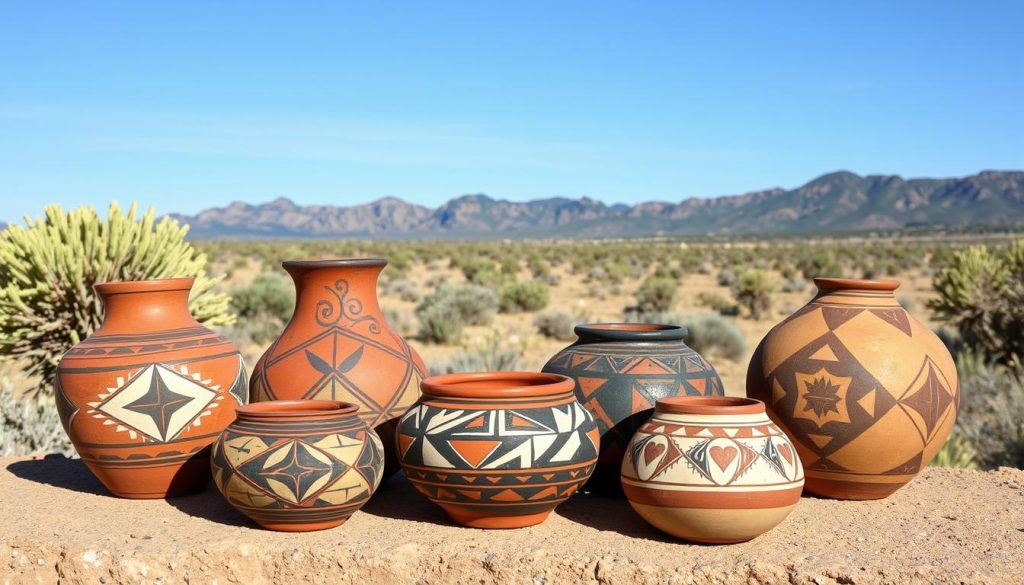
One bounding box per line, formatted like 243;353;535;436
1;455;1022;584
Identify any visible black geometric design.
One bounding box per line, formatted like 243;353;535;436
767;331;898;461
238;440;348;505
802;376;843;418
123;373;196;441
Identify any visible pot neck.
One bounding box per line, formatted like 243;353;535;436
811;278;901;307
284;259;385;320
574;323;687;344
95;279;199;335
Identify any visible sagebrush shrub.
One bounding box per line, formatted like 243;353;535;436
731;269;778;320
416;285;498;344
499;281;550;313
534;310;578;341
0;383;74;456
0;203;232;392
951;352;1024;469
634;276;677;313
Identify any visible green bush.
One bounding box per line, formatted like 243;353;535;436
1;384;74;456
231;273;295;322
0;203;232;392
385;279;420;302
499;281;550;313
634;276;677;313
534;310;578;341
731;269;778;320
929;435;979;470
929;242;1024;365
417;303;464;344
696;291;739;315
416;284;498;344
797;251;843;280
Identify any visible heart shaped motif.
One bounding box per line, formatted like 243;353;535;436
777;443;794;465
709;445;738;471
643;441;666;465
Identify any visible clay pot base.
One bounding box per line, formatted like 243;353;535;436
805;477;907;500
629;503;798;544
441;506;552;529
237;508;357;532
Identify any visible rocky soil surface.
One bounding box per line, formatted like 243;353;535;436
1;456;1022;584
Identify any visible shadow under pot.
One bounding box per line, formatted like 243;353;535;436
396;372;600;529
621;396;804;544
210;400;385;532
55;278;247;499
542;323;724;493
248;258;427;478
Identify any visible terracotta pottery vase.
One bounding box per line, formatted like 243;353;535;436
210;400;384;531
621;397;804;543
54;278;247;498
746;278;959;500
249;258;426;476
396;372;599;528
541;323;724;492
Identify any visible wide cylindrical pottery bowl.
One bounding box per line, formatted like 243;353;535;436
210;400;385;532
55;278;247;498
397;372;599;528
249;258;426;476
621;397;804;543
542;323;724;492
746;278;959;500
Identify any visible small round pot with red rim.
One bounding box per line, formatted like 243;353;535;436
621;396;804;543
396;372;600;528
210;400;385;532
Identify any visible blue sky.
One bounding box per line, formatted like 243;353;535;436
1;1;1021;220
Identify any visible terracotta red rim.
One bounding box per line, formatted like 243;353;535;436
282;258;387;270
814;277;899;292
575;323;687;342
94;278;195;295
422;372;575;399
236;400;359;419
655;396;766;415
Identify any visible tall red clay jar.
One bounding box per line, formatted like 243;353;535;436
250;258;426;475
746;278;959;500
55;278;247;498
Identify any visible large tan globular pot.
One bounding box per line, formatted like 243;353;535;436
746;278;959;500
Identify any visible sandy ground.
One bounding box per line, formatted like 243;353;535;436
1;456;1021;584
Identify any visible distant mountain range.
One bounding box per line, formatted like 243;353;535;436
168;170;1024;239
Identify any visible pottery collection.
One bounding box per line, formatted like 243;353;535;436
249;258;427;476
542;323;724;492
49;266;956;540
621;396;804;543
55;278;247;498
396;372;599;528
746;278;960;500
210;400;384;531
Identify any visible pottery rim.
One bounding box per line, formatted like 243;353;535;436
282;258;388;270
235;400;360;421
574;323;688;342
94;277;195;295
813;277;900;292
421;371;575;399
655;396;766;416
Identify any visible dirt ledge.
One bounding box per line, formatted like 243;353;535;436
1;456;1021;585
